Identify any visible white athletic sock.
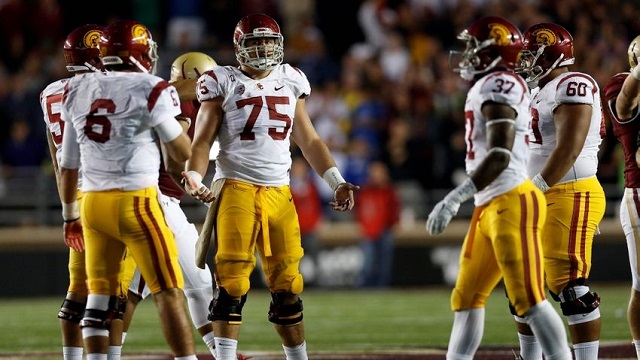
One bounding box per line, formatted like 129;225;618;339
215;337;238;360
525;300;572;360
446;308;484;360
87;354;107;360
202;331;217;356
174;356;198;360
573;340;599;360
283;341;308;360
107;345;121;360
633;339;640;359
62;346;83;360
518;333;542;360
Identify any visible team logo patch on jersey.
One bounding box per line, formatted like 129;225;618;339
236;84;245;95
532;28;557;46
257;83;263;90
131;24;149;45
83;30;102;49
488;22;512;46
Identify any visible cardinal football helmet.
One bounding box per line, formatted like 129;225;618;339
63;24;105;73
628;35;640;70
233;13;284;71
517;23;574;83
450;16;523;81
99;20;158;74
170;52;217;82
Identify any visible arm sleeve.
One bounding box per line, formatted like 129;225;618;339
154;118;183;143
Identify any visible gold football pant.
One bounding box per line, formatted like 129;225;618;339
451;180;547;316
81;186;183;296
542;176;605;295
214;179;304;297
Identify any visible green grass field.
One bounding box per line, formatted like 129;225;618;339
0;283;634;356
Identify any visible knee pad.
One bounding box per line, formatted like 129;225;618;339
79;295;125;330
208;287;247;324
553;284;600;317
268;292;303;326
58;298;86;323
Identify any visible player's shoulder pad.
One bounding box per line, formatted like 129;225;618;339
555;71;598;103
280;63;311;97
479;71;528;102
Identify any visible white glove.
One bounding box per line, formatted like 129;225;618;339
426;199;460;235
425;177;477;235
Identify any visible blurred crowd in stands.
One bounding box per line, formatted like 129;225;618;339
0;0;637;225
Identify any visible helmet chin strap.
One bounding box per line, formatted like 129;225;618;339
129;55;150;73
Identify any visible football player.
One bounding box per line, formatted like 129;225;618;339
58;20;197;359
39;24;130;360
513;23;606;360
425;16;572;360
182;13;359;360
602;35;640;360
118;51;220;358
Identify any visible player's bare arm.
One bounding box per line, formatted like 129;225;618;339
183;97;223;202
616;65;640;120
468;101;517;191
540;103;591;186
291;97;359;210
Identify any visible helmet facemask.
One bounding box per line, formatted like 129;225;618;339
450;30;501;81
236;32;283;71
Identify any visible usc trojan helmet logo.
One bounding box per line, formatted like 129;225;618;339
531;28;557;46
83;29;102;49
131;24;149;45
488;22;512;45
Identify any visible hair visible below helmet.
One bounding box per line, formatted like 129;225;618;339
233;13;284;71
628;35;640;71
64;24;105;73
170;52;217;82
517;23;574;83
450;16;523;81
99;20;158;74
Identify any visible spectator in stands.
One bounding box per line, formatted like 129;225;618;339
2;119;46;178
355;161;399;288
290;155;323;286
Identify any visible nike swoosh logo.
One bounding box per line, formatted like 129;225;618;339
547;202;555;207
497;209;507;214
275;85;284;91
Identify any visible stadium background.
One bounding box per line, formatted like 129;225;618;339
0;0;638;296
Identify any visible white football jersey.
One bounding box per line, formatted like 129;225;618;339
40;78;84;189
197;64;311;186
464;71;531;206
528;71;603;183
59;71;182;191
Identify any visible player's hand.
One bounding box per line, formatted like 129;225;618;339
330;182;360;211
425;199;460;235
63;219;84;252
182;171;215;203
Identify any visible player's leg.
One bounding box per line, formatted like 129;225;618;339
211;180;260;359
80;191;129;358
60;248;87;360
119;187;195;358
619;188;640;359
498;182;571;360
446;205;501;360
545;178;605;360
160;194;217;356
259;185;307;359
